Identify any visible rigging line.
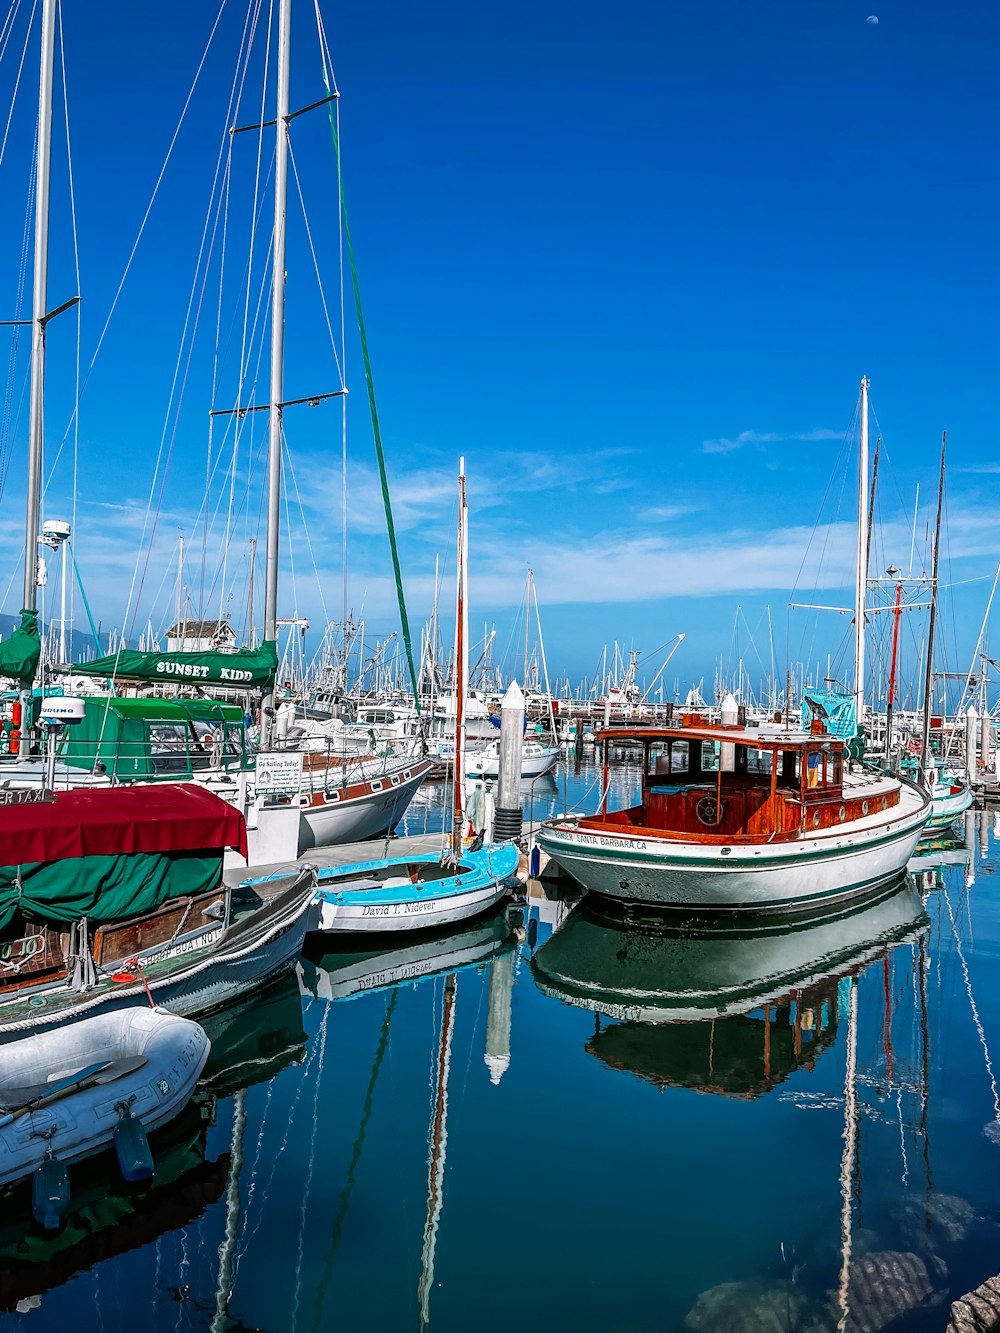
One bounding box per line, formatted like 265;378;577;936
289;1003;330;1331
0;133;33;501
0;0;34;169
192;14;263;622
60;1;80;649
128;71;251;641
57;0;230;456
942;883;1000;1127
212;0;265;612
238;1007;329;1260
286;139;345;383
310;992;399;1333
237;0;273;426
315;22;421;717
280;431;300;619
40;0;80;493
0;0;23;68
283;439;331;627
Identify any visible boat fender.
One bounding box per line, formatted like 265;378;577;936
529;845;541;879
114;1101;154;1183
32;1147;70;1232
9;701;20;756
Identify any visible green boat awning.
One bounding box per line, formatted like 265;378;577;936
73;639;277;688
0;609;40;685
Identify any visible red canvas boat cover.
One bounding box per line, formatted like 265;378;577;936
0;783;248;864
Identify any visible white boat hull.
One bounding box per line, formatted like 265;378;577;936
537;782;931;914
317;880;508;933
297;762;430;851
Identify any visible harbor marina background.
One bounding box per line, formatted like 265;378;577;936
1;757;1000;1328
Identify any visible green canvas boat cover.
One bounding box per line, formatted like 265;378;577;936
0;783;246;929
72;639;277;688
0;851;222;931
0;610;40;685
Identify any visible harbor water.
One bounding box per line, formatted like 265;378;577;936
2;756;1000;1331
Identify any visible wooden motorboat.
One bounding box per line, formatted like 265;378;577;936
537;720;931;913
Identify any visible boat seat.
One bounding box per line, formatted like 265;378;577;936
648;785;689;795
319;875;385;892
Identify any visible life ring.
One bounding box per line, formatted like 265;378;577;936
907;738;921;756
697;795;723;826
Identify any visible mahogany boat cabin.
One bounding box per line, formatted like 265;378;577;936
596;722;900;843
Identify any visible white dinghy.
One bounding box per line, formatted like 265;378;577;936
0;1009;209;1221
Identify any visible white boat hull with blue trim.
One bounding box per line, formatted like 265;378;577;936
311;844;520;934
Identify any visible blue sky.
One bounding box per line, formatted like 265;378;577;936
0;0;997;698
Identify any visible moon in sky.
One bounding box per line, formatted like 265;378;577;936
866;14;879;23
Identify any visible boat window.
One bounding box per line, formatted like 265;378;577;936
822;743;843;785
148;723;191;775
669;741;689;774
701;741;720;773
648;743;670;776
779;750;800;787
805;749;823;789
745;748;773;776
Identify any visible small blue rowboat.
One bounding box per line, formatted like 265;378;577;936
309;843;521;935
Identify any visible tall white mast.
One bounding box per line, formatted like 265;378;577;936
261;0;291;747
854;376;870;726
23;0;56;616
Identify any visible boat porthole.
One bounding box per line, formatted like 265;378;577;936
882;797;887;811
298;795;309;808
371;781;383;792
404;770;411;780
721;847;731;856
862;800;869;816
812;811;820;828
330;790;340;802
838;806;846;822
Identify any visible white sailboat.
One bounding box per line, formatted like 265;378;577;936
261;459;520;934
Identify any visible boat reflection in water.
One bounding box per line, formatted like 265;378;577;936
531;876;928;1097
0;972;308;1313
297;908;519;1004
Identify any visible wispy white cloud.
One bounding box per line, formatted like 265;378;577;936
701;427;843;455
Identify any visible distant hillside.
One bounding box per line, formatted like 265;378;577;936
0;612;117;664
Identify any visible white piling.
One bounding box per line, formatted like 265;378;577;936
493;680;525;842
966;704;978;785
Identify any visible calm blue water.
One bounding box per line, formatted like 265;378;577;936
2;756;1000;1331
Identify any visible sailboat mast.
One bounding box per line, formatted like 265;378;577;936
451;461;467;858
523;566;532;687
23;0;56;619
920;433;947;775
885;577;903;760
854;376;870;728
262;0;291;747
